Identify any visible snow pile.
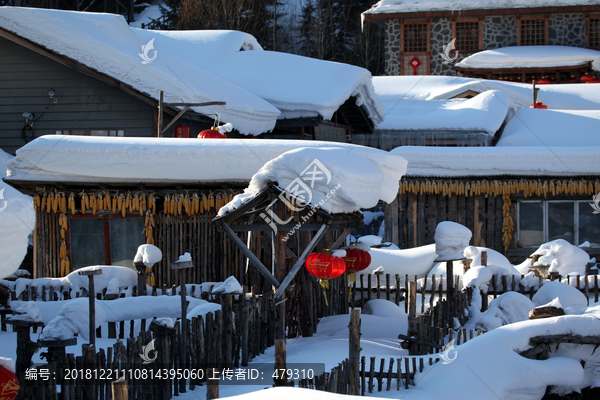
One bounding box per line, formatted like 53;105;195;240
470;292;535;332
153;317;175;329
106;279;119;295
9;302;42;323
133;244;162;268
41;298;107;340
391;145;600;177
455;46;600;71
362;299;405;319
516;239;590;276
0;149;35;279
211;276;243;295
532;281;588;310
357;235;383;246
186;302;222;320
361;244;438;278
497;109;600;147
434;222;472;261
12;266;138;299
177;252;192;262
218;147;407;215
7;136;406;184
364;0;600;14
133;29;385;126
376;90;510;134
462;266;493;292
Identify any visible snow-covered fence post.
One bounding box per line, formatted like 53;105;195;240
171;258;193;394
134;261;147;296
348;309;361;395
78;268;102;346
480;251;488;311
407;281;417;355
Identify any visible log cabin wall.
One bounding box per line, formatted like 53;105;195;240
385;177;600;255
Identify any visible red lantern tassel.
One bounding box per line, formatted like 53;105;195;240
320;280;329;306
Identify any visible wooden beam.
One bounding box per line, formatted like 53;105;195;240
221;222;281;288
228;223;328;232
163;102;225;107
274;224;328;299
330;227;353;250
161;106;190;135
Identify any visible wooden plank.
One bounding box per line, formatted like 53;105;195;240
398;193;407;248
495;195;504;253
426;194;437;245
437;193;447;224
417;194;426;247
473;195;485;247
486;195;496;251
457;194;466;225
407;193;417;248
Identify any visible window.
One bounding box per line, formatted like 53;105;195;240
403;22;429;53
56;130;125;136
517;200;600;247
518;16;548;46
588;16;600;49
453;19;481;52
69;215;145;269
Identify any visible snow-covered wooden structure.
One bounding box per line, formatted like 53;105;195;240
362;0;600;76
0;7;383;155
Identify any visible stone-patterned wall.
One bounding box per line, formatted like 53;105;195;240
550;13;586;47
430;17;455;76
483;16;518;50
384;20;401;75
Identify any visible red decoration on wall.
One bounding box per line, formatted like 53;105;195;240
409;57;421;75
174;125;189;138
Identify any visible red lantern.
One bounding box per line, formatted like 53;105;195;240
530;101;548;109
580;73;594;83
305;251;346;282
197;127;227;139
566;75;577;83
590;77;600;83
0;365;19;400
342;247;371;275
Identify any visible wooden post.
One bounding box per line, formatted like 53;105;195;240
480;251;488;311
274;340;287;386
157;90;164;137
407;281;417;355
111;378;128;400
133;261;147;296
221;294;234;367
171;259;193;394
207;369;219;400
348;309;361;395
7;320;42;400
273;204;287;386
78;269;102;346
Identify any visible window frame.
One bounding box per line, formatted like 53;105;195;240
452;18;483;53
67;214;145;269
586;13;600;49
517;15;549;46
517;200;597;247
398;19;431;75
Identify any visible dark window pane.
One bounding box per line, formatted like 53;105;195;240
109;218;145;268
519;201;544;246
578;203;600;247
70;218;105;269
548;202;575;243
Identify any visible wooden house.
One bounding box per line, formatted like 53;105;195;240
3;136;369;288
383;142;600;263
362;0;600;77
0;7;382;155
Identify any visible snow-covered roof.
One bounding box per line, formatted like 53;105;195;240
455;46;600;71
391;146;600;177
497;109;600;147
133;29;384;125
0;7;278;135
372;76;600;110
5;135;398;184
0;7;383;134
376;89;509;134
364;0;600;15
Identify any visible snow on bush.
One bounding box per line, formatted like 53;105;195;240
462;266;493;292
532;281;588;310
434;222;472;261
516;239;590;276
211;276;243;295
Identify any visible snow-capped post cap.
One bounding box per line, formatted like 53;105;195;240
434;221;472;262
171;253;193;270
133;244;162;268
211;276;243;295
